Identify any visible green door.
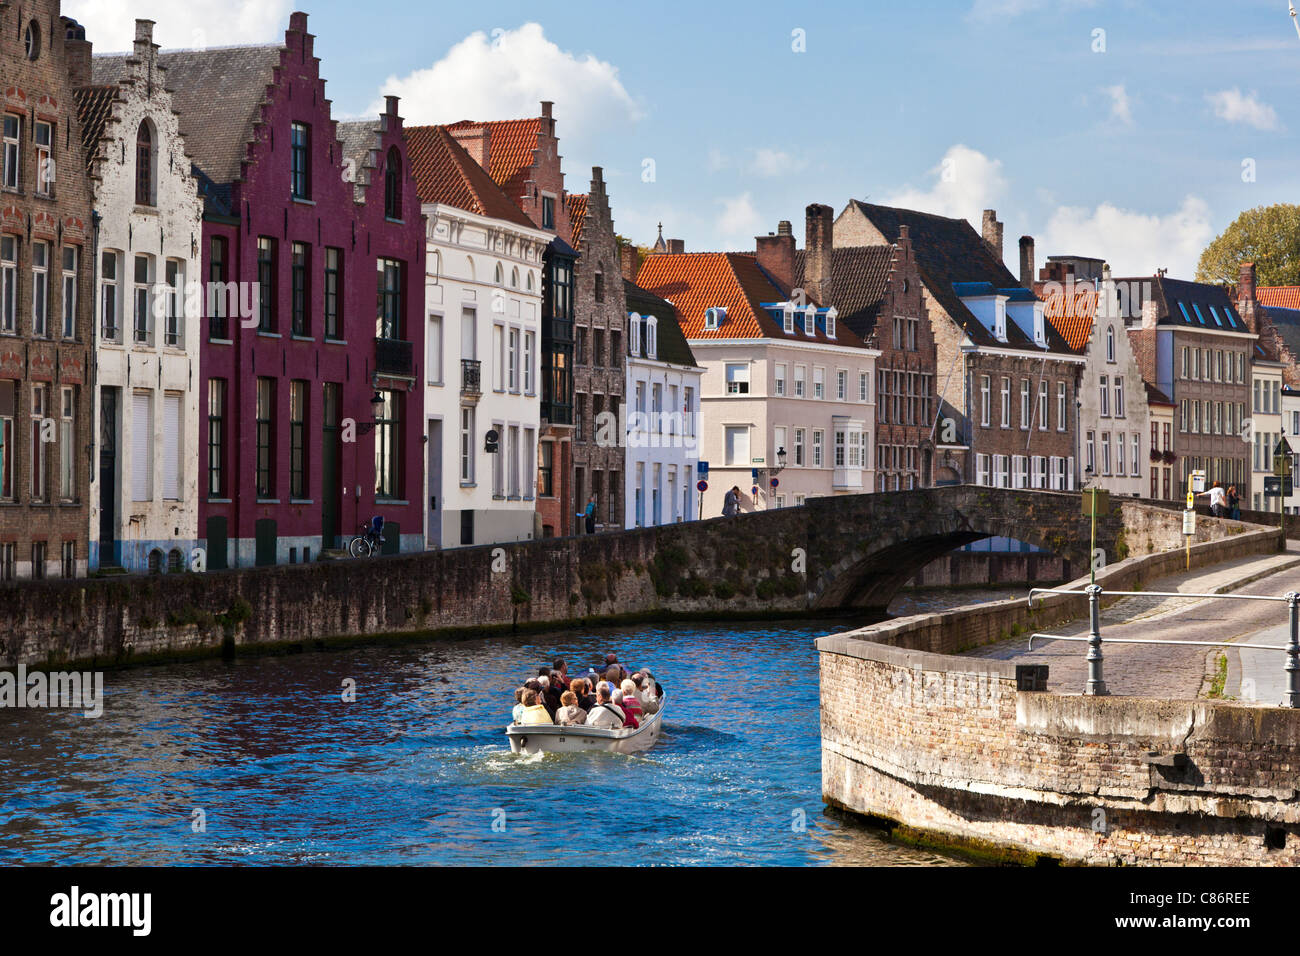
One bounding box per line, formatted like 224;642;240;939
322;383;342;549
255;519;277;566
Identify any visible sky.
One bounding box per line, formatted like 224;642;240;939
62;0;1300;279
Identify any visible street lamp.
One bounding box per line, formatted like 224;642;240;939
357;392;386;434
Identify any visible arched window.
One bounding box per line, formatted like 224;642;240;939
148;549;163;574
384;147;402;220
510;267;519;289
646;315;658;359
1106;325;1115;362
494;263;504;285
526;271;534;292
135;121;153;206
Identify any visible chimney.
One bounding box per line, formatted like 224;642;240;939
620;244;640;283
666;239;685;254
541;100;555;135
981;209;1003;263
805;203;833;306
385;95;400;119
1239;261;1258;332
591;166;605;197
1019;236;1035;289
133;18;154;56
755;220;795;293
449;126;491;172
66;35;93;88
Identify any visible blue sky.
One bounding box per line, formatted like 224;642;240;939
70;0;1300;277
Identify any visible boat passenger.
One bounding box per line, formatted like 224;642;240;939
537;675;561;718
512;688;527;724
555;690;587;726
603;653;628;683
611;690;639;730
570;677;596;712
585;683;625;729
552;659;569;689
518;690;554;725
619;680;644;725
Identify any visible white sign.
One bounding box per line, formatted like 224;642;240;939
1183;509;1197;536
1191;470;1207;494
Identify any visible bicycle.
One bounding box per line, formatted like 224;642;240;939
348;517;386;558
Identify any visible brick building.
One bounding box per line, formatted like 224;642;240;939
836;202;1083;490
127;12;426;567
567;168;625;531
789;210;937;489
1122;267;1256;496
447;103;576;536
0;4;95;579
76;19;204;572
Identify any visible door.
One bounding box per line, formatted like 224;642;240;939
426;418;442;548
321;383;342;549
98;387;118;565
206;515;228;571
255;518;277;566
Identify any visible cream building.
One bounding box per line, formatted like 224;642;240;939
1249;355;1284;513
80;21;203;571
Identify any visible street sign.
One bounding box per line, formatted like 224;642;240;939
1275;454;1293;478
1191;470;1207;493
751;485;759;496
696;480;708;493
770;477;780;489
1276;437;1294;458
1183;509;1196;535
697;461;709;476
1082;487;1110;517
1186;490;1195;510
1264;476;1294;497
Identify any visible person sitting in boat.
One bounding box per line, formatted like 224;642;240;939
602;653;628;683
551;659;569;690
518;689;554;725
512;688;527;724
536;675;561;719
611;689;639;730
619;680;644;726
585;683;625;730
555;690;587;726
570;677;595;712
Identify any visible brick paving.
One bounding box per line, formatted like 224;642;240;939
961;548;1300;700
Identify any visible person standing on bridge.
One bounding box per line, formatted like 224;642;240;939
1197;480;1228;518
1227;485;1241;520
722;486;741;517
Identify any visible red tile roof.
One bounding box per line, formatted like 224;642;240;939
635;252;865;347
445;117;540;198
1258;287;1300;310
1035;280;1097;351
404;125;535;229
567;193;589;246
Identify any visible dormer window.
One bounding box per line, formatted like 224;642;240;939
630;312;642;356
1033;302;1046;347
646;315;657;359
704;307;725;330
783;304;795;333
825;307;837;339
994;299;1007;342
804;305;816;336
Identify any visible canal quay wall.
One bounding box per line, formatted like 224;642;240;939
0;488;1277;671
818;525;1300;865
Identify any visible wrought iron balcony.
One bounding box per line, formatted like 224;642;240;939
374;337;414;378
461;359;482;396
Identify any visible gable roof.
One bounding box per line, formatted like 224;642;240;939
72;85;119;173
93;44;284;185
635;252;866;347
567;193;589;246
1263;306;1300;365
1259;287;1300;310
792;245;894;339
1115;274;1249;332
1036;280;1096;351
445;117;540;198
404;125;535;228
843;200;1075;354
624;279;699;368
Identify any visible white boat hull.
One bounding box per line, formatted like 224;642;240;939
506;695;666;755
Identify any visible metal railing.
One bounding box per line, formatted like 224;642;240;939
1025;584;1300;707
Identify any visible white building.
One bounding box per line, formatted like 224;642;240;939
406;125;551;547
623;283;704;526
80;21;203;571
1249;353;1285;513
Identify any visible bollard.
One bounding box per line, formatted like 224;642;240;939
1085;584;1108;696
1287;592;1300;708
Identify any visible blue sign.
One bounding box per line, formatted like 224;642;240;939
696;480;708;493
770;477;779;489
697;461;709;476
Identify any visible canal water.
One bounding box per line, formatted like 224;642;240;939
0;620;967;866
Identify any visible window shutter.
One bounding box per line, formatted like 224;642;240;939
132;391;152;500
163;393;181;499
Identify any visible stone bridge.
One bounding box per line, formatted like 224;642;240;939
0;487;1261;668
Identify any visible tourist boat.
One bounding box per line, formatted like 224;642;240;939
506;693;667;755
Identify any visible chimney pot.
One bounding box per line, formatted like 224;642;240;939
1239;261;1259;332
385;95;400;117
756;224;796;294
805;204;834;306
777;220;793;237
981;209;1004;264
667;239;685;255
1019;235;1035;289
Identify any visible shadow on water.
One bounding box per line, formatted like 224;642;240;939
0;616;964;866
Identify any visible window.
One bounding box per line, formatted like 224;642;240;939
291;242;309;337
375;390;400;499
135;122;153;205
460;407;475;483
324;247;343;339
1057;382;1067;431
1086;431;1096;474
859;371;868;402
1;236;17;333
35;121;52;198
813;367;825;399
1000;377;1010;428
208;379;225;497
25;20;40;60
826;309;836;338
629;314;641;356
837;369;847;401
794;366;806;398
162;391;181;501
524;427;536;499
32;242;49;337
1101;433;1111;475
1106;325;1115;362
980;375;991;426
812;430;824;467
774;364;786;396
131;254;152;344
804;307;816;336
164;260;182;346
523;332;535;394
59;387;74;500
291;122;311;200
290;381;307;499
1114;377;1124;418
1;114;19;190
377;258;404;340
793;428;805;467
537;440;552;496
1181;346;1189;379
129;389;150;502
542;195;555;230
593;329;604;367
508;329;520;391
783;306;794;334
0;381;12;500
1131;434;1140;477
207;238;228;340
1116;431;1125;477
256;378;274;497
1038;380;1048;431
976;453;990;486
724;425;749;466
645;315;656;358
1020;379;1031;429
384;147;402;219
258;238;276;333
1099;375;1109;417
684;387;696;437
834;429;846;467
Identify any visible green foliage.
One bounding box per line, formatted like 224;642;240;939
1196;204;1300;287
510;584;530;605
677;576;711;598
712;581;736;600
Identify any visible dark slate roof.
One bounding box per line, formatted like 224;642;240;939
1114;274;1249;332
1143;380;1175;406
844;201;1075;354
1264;306;1300;362
791;245;895;340
72;85;119;173
336;120;380;204
404;125;536;229
94;45;284;185
624;278;699;368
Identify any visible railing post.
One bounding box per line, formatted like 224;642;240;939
1085;583;1108;696
1286;592;1300;708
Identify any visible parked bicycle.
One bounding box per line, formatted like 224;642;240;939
348;516;386;558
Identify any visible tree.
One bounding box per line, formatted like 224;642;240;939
1196;204;1300;287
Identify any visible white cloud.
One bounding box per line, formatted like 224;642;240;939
371;23;640;176
882;144;1008;230
749;148;806;178
716;193;763;249
1206;88;1279;131
1102;84;1133;125
64;0;291;50
1038;196;1214;279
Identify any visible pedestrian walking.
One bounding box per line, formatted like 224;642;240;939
584;495;597;534
1197;480;1228;518
722;486;740;517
